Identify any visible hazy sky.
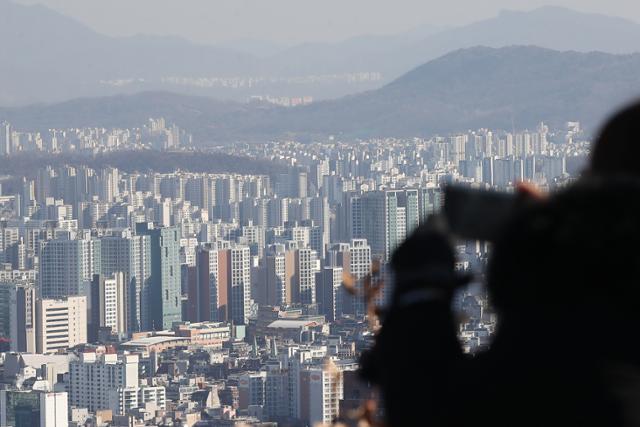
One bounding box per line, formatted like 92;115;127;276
13;0;640;45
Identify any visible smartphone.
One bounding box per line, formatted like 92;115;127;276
444;186;518;241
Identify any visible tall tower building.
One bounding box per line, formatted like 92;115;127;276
192;241;237;323
185;176;209;211
89;273;126;341
20;178;36;218
100;231;152;332
299;363;345;426
291;248;320;306
418;188;441;222
0;281;36;352
135;223;182;330
237;371;267;410
316;266;343;321
0;122;11;156
398;189;419;236
240;223;265;258
217;245;251;325
183;264;198;322
194;245;220;322
39;237;101;299
264;360;290;421
0;225;19;265
99;167;120;202
253;244;294;308
328;239;371;316
268;246;293;307
448;135;467;166
353;189;418;261
310;196;330;253
360;190;399;261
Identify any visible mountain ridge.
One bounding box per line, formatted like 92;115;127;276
3;1;640;105
3;46;640;141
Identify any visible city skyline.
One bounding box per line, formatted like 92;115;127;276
0;115;586;425
0;1;635;425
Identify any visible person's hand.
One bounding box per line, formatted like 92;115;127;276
515;181;547;201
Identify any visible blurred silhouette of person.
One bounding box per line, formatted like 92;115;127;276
361;102;640;426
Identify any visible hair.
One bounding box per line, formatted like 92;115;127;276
590;101;640;176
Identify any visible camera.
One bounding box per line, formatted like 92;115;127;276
443;186;518;242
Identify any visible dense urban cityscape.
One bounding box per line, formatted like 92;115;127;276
0;116;590;426
6;0;640;424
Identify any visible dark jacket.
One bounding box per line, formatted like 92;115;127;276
368;177;640;426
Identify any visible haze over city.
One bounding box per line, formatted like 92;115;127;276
1;1;640;426
11;0;640;45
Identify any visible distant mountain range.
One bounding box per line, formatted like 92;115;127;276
265;6;640;84
3;0;640;106
0;0;256;106
4;46;640;141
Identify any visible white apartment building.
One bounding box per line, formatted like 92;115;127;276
69;353;138;413
346;239;372;316
111;385;166;415
102;273;125;334
36;296;87;354
91;272;126;337
40;391;68;427
138;385;166;410
300;363;345;427
294;248;319;305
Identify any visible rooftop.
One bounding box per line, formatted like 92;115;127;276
121;336;190;347
267;319;318;329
